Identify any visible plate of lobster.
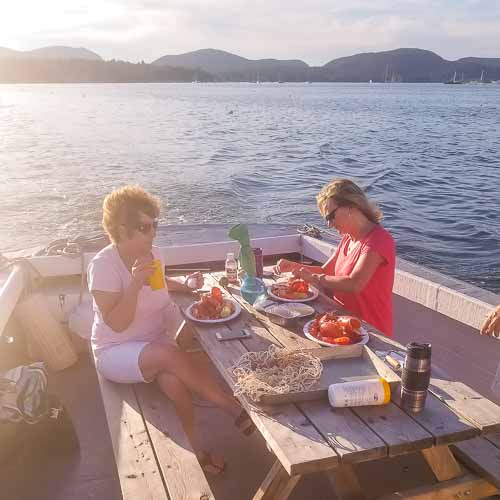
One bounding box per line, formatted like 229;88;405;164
185;287;241;323
268;278;319;303
303;312;368;347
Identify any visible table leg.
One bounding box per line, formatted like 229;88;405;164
253;460;302;500
421;445;463;481
325;464;366;500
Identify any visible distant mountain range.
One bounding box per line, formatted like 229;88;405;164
1;46;499;83
0;45;102;61
153;49;309;82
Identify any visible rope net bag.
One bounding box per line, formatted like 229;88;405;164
232;345;323;402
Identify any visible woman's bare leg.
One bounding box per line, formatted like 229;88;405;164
156;370;224;472
156;372;199;449
139;341;241;419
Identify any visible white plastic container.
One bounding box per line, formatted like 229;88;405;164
225;252;238;283
186;276;198;289
328;378;391;408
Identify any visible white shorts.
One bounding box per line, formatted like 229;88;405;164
94;342;152;384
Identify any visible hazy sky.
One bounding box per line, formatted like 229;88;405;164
2;1;499;65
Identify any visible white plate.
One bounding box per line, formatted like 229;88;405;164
303;319;369;347
267;285;319;303
185;298;241;324
265;302;315;318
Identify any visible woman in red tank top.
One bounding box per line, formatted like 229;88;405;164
277;179;395;336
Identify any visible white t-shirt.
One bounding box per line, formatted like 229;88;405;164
87;244;182;354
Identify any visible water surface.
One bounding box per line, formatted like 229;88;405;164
1;83;499;292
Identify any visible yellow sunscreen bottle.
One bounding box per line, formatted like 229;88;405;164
328;378;391;408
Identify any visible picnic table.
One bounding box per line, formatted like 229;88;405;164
171;269;500;500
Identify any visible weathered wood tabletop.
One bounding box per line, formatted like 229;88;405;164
171;269;500;500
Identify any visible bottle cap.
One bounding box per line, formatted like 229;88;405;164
380;378;391;404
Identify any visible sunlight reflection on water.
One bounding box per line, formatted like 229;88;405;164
1;83;499;292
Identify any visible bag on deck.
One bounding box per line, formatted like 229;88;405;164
0;362;48;424
0;363;79;464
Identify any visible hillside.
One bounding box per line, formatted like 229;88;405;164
0;59;212;83
323;48;446;82
1;46;499;83
153;48;309;82
0;46;102;61
457;57;500;69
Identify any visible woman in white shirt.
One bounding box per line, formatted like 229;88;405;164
88;185;253;474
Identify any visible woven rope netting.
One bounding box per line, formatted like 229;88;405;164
232;345;323;402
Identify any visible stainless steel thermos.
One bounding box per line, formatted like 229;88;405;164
401;342;432;413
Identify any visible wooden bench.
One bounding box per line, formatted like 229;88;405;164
96;371;215;500
451;433;500;492
381;438;500;500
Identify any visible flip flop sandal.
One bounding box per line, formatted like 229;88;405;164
191;396;217;408
197;451;226;476
234;409;257;436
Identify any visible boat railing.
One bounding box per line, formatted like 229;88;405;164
1;232;499;339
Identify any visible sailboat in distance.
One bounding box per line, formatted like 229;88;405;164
444;71;463;84
468;70;491;84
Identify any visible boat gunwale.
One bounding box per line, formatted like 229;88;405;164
1;231;499;339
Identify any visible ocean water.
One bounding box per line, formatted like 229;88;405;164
1;82;499;293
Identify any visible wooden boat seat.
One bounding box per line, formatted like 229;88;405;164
96;370;215;500
451;434;500;490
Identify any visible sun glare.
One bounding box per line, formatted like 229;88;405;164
1;1;123;48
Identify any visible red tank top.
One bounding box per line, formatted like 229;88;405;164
323;225;395;336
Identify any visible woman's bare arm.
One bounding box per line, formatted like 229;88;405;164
166;271;204;291
92;284;140;332
295;249;384;294
276;258;322;274
91;257;154;333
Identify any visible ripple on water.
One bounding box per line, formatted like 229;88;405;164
0;83;499;293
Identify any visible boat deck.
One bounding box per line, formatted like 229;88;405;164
2;292;499;500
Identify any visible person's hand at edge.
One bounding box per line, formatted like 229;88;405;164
481;305;500;337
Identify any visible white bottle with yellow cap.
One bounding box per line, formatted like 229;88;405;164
328;378;391;408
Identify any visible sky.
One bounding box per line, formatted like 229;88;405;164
1;0;499;65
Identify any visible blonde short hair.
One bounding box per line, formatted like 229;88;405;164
102;185;161;243
316;178;383;223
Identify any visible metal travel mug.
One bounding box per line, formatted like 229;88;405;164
400;342;432;413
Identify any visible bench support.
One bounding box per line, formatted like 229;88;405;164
421;445;463;481
253;460;302;500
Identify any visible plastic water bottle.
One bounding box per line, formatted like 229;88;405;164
225;252;238;283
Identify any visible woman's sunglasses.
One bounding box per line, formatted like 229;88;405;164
324;206;341;223
133;219;159;234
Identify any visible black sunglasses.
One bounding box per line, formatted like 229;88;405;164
133;219;159;234
324;206;341;223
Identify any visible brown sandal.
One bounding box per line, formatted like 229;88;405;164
197;451;226;475
235;409;256;436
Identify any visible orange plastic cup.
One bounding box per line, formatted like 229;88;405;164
148;259;165;290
